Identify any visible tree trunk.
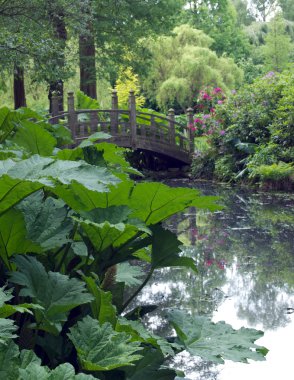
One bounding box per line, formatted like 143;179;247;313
47;2;67;113
13;65;26;109
79;31;97;99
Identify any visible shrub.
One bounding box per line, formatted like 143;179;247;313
249;162;294;182
211;67;294;186
214;155;237;182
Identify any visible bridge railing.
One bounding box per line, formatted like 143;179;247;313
49;90;195;157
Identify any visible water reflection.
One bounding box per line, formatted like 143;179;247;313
138;182;294;380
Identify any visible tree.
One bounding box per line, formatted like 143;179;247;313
183;0;250;59
279;0;294;22
143;24;243;111
0;0;88;110
78;0;185;98
262;13;293;71
232;0;255;26
250;0;278;22
0;1;41;108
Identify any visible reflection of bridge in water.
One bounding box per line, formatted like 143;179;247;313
49;91;195;164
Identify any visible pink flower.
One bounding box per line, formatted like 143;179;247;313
210;108;215;114
194;118;202;123
202;93;212;100
205;259;214;267
213;87;222;94
219;130;226;135
203;114;210;119
217;100;223;105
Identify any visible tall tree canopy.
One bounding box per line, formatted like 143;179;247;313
279;0;294;22
79;0;185;97
183;0;250;59
262;13;293;71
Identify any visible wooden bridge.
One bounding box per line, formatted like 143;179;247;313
49;90;195;164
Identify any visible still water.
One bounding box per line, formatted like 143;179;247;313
138;181;294;380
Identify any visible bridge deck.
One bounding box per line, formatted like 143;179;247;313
49;91;194;164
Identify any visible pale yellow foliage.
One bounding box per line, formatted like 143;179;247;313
115;68;145;107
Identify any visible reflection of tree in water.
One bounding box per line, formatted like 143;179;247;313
179;183;294;331
171;353;219;380
137;182;294;378
237;283;293;329
222;193;294;330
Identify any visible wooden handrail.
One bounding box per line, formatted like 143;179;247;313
47;91;195;163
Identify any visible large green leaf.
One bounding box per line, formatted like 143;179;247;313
19;362;98;380
17;191;72;250
95;142;141;175
0;341;98;380
43;121;73;147
77;91;100;110
0;175;43;215
11;120;57;156
150;225;197;272
0;286;42;319
1;155;120;192
167;310;268;364
61;181;219;223
0;209;41;267
9;256;93;334
116;263;144;287
54;180;133;212
0;341;19;379
116;318;176;357
127;182;220;225
78;132;112;148
0;319;17;345
68;316;142;371
0;107;20;143
76;206;151;268
83;276;117;327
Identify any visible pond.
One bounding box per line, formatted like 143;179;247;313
137;181;294;379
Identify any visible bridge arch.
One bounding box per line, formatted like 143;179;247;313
49;90;195;164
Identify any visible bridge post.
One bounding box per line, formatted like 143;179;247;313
168;109;175;145
187;107;195;154
111;90;119;134
67;92;78;140
51;94;60;125
129;90;137;148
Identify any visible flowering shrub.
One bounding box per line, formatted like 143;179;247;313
189;86;226;138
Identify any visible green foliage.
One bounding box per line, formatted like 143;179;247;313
168;309;268;364
212;68;294;185
116;263;144;287
10;256;94;334
262;14;293;72
0;340;98;379
0;107;268;378
183;0;251;59
68;317;143;371
214;155;237;182
249;161;294;182
143;24;243;111
11;121;57;156
77;91;100;110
